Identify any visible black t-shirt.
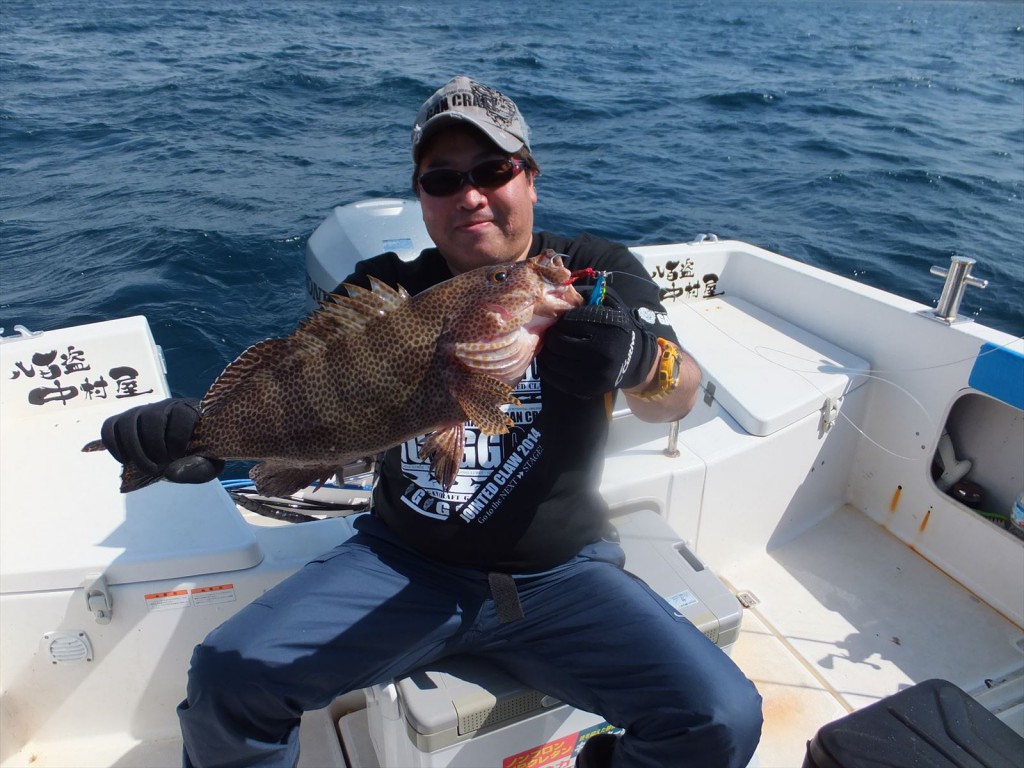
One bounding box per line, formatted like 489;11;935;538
342;231;678;573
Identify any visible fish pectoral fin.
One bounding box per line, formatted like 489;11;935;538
249;462;338;498
446;369;519;436
422;424;465;490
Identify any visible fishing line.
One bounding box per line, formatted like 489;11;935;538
683;305;937;461
602;268;1023;460
745;347;943;459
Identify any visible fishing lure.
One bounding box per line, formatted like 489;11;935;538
564;267;608;305
589;273;607;306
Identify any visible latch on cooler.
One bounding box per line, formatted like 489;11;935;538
83;574;113;624
819;397;838;436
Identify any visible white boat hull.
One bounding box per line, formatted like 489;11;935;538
3;202;1021;766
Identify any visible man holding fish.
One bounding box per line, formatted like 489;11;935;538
97;76;762;768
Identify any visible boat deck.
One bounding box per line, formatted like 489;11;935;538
727;504;1024;766
5;504;1021;768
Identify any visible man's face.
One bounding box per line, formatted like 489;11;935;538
415;125;537;275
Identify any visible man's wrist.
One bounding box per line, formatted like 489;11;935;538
628;338;681;402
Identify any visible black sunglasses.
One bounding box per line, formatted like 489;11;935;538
417;157;526;197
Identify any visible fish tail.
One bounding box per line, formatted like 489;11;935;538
120;462;163;493
82;437;162;493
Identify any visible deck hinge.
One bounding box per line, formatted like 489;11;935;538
820;397;838;436
83;574;113;624
703;380;716;407
736;591;760;609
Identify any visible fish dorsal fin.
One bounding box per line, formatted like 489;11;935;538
367;275;410;306
301;278;410;339
202;278;411;414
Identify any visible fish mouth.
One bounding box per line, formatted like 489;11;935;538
491;282;580;325
529;252;584;316
535;281;583;318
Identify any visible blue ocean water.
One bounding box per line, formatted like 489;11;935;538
2;0;1022;399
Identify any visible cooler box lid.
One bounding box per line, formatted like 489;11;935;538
673;296;870;436
1;317;262;593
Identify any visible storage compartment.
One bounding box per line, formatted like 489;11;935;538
934;392;1024;539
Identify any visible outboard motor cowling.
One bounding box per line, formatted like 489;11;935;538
304;199;433;311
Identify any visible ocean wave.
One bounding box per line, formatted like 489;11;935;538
799;103;879;121
697;91;783;110
793;139;854;160
248;65;336;94
57;19;150;34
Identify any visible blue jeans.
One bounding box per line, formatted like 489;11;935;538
178;514;762;768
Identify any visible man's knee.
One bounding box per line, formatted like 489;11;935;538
187;641;253;701
643;670;763;766
186;619;284;700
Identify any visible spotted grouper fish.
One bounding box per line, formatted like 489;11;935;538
85;250;583;497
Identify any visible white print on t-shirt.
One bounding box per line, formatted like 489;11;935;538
398;361;545;524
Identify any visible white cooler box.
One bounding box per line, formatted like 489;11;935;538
339;508;742;768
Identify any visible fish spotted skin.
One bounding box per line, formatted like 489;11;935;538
89;250;582;497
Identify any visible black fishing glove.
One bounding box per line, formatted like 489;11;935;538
539;291;659;398
100;398;224;484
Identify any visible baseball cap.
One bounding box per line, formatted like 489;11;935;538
412;76;531;162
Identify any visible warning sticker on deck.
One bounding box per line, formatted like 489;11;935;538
145;589;190;612
190;583;236;606
144;584;236;612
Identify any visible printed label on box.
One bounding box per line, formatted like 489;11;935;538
666;589;698;611
502;734;576;768
503;722;624;768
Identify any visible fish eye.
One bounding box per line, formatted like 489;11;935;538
488;269;509;283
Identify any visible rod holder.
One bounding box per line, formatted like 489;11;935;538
664;420;681;458
929;256;987;323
